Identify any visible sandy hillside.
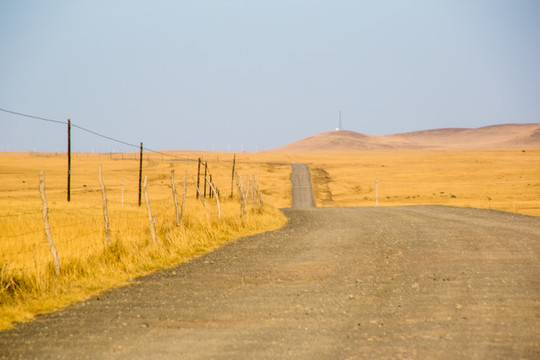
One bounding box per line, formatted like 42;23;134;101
271;123;540;151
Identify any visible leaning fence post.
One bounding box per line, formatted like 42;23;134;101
254;173;263;212
236;173;246;217
143;175;157;244
244;175;250;210
206;176;221;219
249;175;256;211
171;169;180;226
192;176;211;218
209;175;213;199
180;170;187;221
39;171;60;276
98;165;112;247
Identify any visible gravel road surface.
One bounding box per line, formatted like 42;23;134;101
1;206;539;359
1;164;539;359
290;163;315;208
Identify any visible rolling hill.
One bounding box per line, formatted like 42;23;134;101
270;123;540;151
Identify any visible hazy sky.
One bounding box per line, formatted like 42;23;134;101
1;1;539;152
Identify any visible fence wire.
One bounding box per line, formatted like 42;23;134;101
0;106;252;280
0;158;239;279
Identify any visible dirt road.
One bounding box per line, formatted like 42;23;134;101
1;205;539;359
290;163;315;208
1;164;540;359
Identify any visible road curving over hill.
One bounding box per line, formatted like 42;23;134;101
1;170;540;359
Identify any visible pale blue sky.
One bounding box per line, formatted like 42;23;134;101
1;1;539;152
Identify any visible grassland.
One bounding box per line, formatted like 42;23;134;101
1;147;539;330
257;148;540;216
0;151;290;329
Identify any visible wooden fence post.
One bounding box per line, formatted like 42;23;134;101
196;158;201;199
143;175;157;244
230;153;236;198
209;175;213;199
39;171;61;276
32;244;42;289
206;176;221;219
236;174;246;217
171;169;180;226
192;176;211;218
255;173;263;212
203;162;208;198
244;175;251;210
249;175;255;210
98;165;112;247
180;170;187;221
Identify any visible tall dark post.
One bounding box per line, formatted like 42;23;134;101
230;153;236;198
138;142;143;206
67;118;71;202
196;158;201;199
203;162;208;198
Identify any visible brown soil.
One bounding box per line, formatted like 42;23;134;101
1;206;539;359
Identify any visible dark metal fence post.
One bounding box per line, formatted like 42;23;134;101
67;119;71;202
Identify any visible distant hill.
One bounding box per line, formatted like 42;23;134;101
270;123;540;151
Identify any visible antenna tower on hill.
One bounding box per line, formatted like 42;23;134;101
336;110;342;131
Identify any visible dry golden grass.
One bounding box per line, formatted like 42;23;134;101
0;151;289;329
1;147;538;330
258;148;540;216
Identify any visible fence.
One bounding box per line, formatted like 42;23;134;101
0;154;264;280
0;107;268;284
